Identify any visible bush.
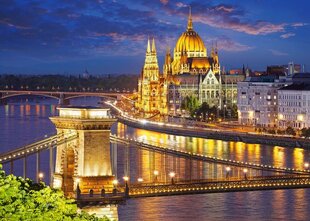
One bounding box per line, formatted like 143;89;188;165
0;165;109;221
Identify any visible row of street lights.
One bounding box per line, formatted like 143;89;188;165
111;170;177;189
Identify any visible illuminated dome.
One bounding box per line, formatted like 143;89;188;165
174;9;207;58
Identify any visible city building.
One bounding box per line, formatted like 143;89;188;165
278;73;310;129
267;62;304;76
135;38;168;115
136;9;244;116
237;75;290;127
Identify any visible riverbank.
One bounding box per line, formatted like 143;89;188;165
118;116;310;149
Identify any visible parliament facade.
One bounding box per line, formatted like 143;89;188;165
136;10;243;116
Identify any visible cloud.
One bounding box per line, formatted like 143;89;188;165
180;2;287;35
160;0;169;5
206;36;254;52
280;32;295;39
0;0;179;58
292;22;308;27
0;19;32;30
269;49;288;56
176;2;188;8
150;1;307;36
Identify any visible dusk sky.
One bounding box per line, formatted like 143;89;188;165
0;0;309;75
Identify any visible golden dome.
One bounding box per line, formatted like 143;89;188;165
175;30;206;54
174;8;207;57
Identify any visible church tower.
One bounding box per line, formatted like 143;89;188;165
143;38;159;81
136;38;166;115
163;47;173;77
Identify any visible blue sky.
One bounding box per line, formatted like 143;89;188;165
0;0;309;74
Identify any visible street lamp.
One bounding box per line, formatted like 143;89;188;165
304;162;309;169
224;104;227;121
75;178;81;199
123;176;129;198
243;168;248;180
225;166;231;179
112;179;118;195
38;172;44;182
169;172;175;184
153;170;159;183
137;178;143;183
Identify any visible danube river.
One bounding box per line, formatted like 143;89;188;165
1;97;310;221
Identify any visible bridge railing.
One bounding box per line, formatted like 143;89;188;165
0;133;78;164
127;176;310;197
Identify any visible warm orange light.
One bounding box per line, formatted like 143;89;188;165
169;172;176;178
38;172;44;179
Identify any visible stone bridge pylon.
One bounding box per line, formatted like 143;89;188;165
50;106;116;196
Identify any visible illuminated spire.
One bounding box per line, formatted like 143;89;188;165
151;38;156;53
147;37;151;53
187;6;193;31
165;46;171;65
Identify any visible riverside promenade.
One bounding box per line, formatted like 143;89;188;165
117;115;310;149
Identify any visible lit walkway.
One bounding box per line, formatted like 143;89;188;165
127;176;310;197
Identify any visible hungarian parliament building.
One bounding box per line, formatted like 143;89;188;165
136;10;244;116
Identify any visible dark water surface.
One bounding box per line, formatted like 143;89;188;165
1;97;310;221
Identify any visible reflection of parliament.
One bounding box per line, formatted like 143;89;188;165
136;10;244;115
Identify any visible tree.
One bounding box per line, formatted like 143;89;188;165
301;128;310;138
285;126;296;136
0;165;109;221
181;95;200;116
230;104;238;119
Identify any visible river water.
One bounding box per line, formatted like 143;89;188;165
1;97;310;221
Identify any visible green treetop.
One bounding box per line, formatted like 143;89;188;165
0;165;109;221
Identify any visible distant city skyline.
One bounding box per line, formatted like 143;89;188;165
0;0;309;75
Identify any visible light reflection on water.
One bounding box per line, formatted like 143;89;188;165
1;97;310;220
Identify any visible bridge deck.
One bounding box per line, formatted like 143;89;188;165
127;175;310;198
110;135;310;175
1;134;310;176
0;133;78;163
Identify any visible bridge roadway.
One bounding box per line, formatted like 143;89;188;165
0;133;78;164
0;90;131;104
76;175;310;203
126;175;310;198
1;133;310;176
110;134;310;175
1;134;310;202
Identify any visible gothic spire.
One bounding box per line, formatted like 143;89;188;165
151;38;156;53
187;6;193;31
147;37;151;53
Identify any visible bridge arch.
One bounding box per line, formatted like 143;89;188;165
0;93;60;101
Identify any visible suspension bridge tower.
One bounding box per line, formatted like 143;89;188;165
50;106;116;196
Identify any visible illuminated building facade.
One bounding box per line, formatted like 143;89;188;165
278;83;310;129
136;9;243;116
50;107;116;196
136;38;168;115
237;77;285;127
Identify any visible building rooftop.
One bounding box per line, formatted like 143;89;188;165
246;75;278;82
279;83;310;91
